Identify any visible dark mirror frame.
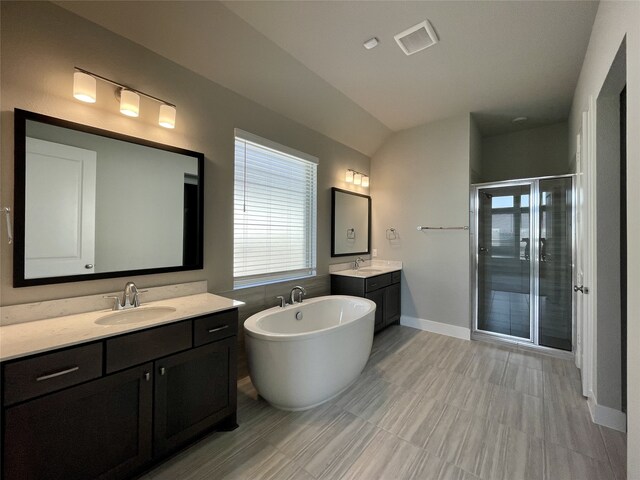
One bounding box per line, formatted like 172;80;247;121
13;109;205;287
331;187;371;257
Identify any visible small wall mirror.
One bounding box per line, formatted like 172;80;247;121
13;109;204;287
331;187;371;257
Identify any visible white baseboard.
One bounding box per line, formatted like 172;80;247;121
400;316;471;341
587;396;627;432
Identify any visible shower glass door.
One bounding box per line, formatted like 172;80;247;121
538;177;573;350
477;183;532;340
473;175;574;350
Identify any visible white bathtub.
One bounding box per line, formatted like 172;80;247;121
244;295;376;411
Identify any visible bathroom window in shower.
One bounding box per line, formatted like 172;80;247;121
233;129;317;288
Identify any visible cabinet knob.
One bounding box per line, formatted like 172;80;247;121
160;367;166;376
144;372;150;382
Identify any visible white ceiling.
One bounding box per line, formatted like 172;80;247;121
56;0;598;155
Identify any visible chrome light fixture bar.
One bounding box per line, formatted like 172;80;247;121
73;67;177;128
345;169;369;188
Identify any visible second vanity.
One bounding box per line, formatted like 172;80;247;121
330;261;402;333
0;291;242;480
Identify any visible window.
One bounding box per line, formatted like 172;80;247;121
233;129;317;288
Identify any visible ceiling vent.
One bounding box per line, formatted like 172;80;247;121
394;20;438;56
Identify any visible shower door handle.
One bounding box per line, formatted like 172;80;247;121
479;247;489;254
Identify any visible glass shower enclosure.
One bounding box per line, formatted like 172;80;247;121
470;175;574;351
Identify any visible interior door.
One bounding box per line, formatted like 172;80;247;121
576;105;595;398
25;137;97;278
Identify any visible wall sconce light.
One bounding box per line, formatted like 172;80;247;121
119;89;140;117
345;169;354;183
72;67;177;128
344;169;369;188
73;71;96;103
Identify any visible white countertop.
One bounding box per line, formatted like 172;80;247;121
330;260;402;279
0;293;243;362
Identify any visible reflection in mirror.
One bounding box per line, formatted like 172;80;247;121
331;187;371;257
14;109;204;287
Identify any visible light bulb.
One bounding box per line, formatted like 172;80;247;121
362;175;369;188
345;169;354;183
354;173;362;185
73;72;96;103
120;89;140;117
159;104;176;129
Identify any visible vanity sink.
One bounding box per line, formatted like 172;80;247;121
95;306;177;325
357;268;382;273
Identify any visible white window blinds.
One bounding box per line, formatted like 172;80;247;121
234;129;317;288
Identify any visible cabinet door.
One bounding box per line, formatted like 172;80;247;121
153;337;237;456
384;283;401;326
3;363;153;480
366;289;385;332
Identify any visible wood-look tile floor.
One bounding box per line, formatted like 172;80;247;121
141;326;626;480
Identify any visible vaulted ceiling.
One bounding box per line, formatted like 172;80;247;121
56;1;598;155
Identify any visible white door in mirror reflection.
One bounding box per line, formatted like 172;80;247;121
25;138;96;278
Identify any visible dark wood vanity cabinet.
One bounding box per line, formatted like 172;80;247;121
153;337;237;456
4;363;153;480
331;270;401;333
1;308;238;480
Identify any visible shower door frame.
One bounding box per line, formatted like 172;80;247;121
470;174;576;352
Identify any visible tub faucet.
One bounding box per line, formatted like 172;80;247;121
290;286;307;304
354;257;365;270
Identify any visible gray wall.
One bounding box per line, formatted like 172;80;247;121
469;116;482;184
594;41;626;412
481;123;569;182
370;114;471;330
0;1;371;308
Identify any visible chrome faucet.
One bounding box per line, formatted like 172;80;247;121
289;285;307;304
104;281;147;310
354;257;365;270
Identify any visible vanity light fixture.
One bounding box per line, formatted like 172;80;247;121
72;67;177;128
119;89;140;117
345;169;355;183
73;71;97;103
344;169;369;188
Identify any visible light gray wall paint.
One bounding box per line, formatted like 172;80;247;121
595;92;622;410
481;123;569;182
469;116;482;184
0;1;371;306
569;1;640;470
370;114;471;329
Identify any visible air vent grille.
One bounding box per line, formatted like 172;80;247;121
394;20;438;56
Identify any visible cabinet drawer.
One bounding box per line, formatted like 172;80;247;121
3;342;103;406
106;321;192;374
391;270;401;284
193;310;238;347
365;273;391;292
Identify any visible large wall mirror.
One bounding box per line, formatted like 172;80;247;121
13;109;204;287
331;187;371;257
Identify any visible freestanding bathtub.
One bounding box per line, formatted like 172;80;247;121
244;295;376;411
